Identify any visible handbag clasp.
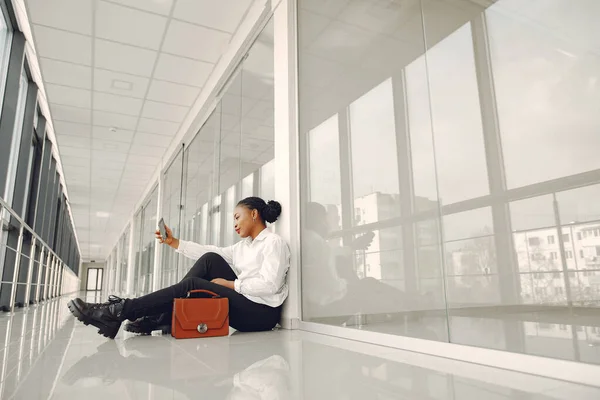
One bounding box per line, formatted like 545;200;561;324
197;323;208;334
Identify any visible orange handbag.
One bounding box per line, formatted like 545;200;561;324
171;289;230;339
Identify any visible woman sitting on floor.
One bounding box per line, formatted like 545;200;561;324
68;197;290;339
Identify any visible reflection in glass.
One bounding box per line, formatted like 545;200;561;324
307;116;341;199
349;79;400;214
405;58;438;212
426;24;488;204
299;0;600;362
487;1;600;188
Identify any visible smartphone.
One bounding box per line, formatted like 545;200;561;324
158;218;167;241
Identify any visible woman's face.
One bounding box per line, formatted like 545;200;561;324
234;205;257;238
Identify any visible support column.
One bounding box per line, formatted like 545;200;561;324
273;0;301;328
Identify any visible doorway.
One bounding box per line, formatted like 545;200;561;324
86;268;103;291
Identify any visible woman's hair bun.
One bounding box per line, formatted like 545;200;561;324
263;200;282;223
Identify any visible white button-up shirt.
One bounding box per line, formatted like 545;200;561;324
176;229;290;307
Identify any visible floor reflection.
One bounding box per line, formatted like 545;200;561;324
0;294;598;399
311;306;600;365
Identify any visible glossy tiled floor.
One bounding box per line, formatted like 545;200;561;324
1;293;600;399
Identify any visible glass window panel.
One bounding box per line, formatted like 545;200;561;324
486;1;600;188
241;17;274;181
426;24;489;204
211;195;221;245
119;228;129;293
556;184;600;224
86;269;97;291
97;268;103;290
0;9;11;111
223;185;237;246
307;115;341;206
4;70;29;205
443;208;494;243
349;79;401;223
180;109;220;274
259;159;274;201
299;0;448;343
219;71;242;193
406;58;439;213
241;173;254;198
161;150;183;286
443;208;498;307
510;195;555;232
133;210;142;293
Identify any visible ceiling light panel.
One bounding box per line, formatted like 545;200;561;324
93;69;149;98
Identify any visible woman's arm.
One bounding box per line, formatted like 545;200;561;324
157;224;235;265
177;241;235;265
234;237;290;297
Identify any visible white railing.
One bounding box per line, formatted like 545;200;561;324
0;196;79;312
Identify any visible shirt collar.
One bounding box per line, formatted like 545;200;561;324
247;228;270;244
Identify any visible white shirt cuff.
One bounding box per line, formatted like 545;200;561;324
234;279;242;293
175;240;186;254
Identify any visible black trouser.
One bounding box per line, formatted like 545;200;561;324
124;253;282;332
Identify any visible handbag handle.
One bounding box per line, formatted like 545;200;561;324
186;289;221;298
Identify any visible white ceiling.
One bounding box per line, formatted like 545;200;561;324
24;0;255;260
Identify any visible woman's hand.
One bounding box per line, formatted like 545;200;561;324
211;278;234;290
155;224;179;249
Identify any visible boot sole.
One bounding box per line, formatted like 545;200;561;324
124;324;171;335
67;300;121;339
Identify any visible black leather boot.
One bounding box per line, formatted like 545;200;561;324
68;295;128;339
124;313;171;335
